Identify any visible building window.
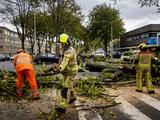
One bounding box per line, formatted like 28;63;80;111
0;29;2;33
144;33;149;38
141;33;149;38
10;33;14;37
133;36;137;40
127;37;132;41
149;33;157;37
136;35;140;40
4;30;7;35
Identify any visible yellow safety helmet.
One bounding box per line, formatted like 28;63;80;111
59;33;69;44
138;43;147;49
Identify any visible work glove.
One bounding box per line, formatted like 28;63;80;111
51;63;60;73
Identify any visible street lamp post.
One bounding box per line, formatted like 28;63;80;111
33;5;37;55
110;22;113;52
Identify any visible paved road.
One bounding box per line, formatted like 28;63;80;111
0;61;15;72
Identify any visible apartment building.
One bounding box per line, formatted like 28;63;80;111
0;26;30;54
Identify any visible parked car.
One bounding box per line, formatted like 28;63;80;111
93;50;106;61
33;53;60;64
4;54;11;61
120;51;139;62
112;52;122;58
106;51;122;58
10;55;16;61
0;54;6;61
94;51;106;58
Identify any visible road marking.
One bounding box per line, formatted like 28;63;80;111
75;101;103;120
132;92;160;112
115;96;152;120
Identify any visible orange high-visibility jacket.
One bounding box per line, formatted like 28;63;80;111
13;52;33;72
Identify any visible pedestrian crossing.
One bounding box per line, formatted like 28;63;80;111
131;92;160;111
113;89;160;120
115;96;152;120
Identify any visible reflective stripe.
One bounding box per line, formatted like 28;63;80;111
70;61;77;65
16;88;23;93
32;88;39;95
16;54;31;65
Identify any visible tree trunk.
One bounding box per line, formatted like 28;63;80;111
45;36;48;53
37;38;41;53
21;38;25;50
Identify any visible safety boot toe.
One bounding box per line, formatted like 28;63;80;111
136;89;143;93
148;90;155;94
69;97;76;104
56;106;66;113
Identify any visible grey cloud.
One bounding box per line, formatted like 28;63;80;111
76;0;160;31
116;0;158;20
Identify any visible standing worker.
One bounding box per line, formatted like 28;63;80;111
136;43;155;94
46;33;78;113
13;49;40;99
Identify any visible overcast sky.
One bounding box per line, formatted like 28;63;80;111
76;0;160;32
2;0;160;32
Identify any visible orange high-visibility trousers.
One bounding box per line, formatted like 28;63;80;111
16;69;39;97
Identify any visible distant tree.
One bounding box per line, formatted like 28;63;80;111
87;3;125;52
44;0;82;38
138;0;160;12
25;0;85;54
139;0;160;7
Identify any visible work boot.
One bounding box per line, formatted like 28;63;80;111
69;97;76;104
16;92;23;97
32;93;40;100
55;100;67;113
148;90;155;94
55;106;66;113
136;89;142;93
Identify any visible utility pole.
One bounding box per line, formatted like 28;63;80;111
110;22;113;53
34;5;37;55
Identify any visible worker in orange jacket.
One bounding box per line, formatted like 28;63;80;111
13;49;40;99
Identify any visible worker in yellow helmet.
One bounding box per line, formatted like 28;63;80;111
136;43;155;94
46;33;78;113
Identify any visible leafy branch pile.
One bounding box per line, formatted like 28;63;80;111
75;76;105;99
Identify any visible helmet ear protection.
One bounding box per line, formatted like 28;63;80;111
138;43;147;50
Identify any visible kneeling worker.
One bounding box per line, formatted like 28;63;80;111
13;49;40;99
